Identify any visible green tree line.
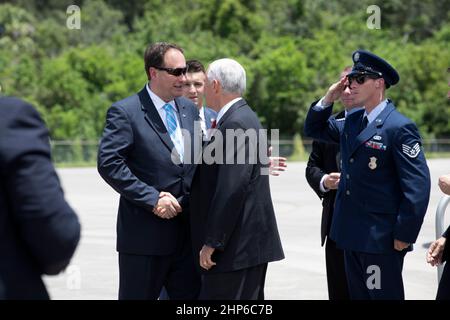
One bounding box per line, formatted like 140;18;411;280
0;0;449;140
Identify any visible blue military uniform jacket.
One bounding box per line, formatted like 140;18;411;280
304;99;430;254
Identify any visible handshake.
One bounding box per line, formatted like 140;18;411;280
152;191;182;219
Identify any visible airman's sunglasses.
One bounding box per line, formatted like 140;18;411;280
347;72;382;85
154;66;188;77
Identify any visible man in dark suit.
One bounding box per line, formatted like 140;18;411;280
183;59;287;171
0;97;80;300
426;85;450;299
190;58;284;300
183;59;217;137
427;222;450;300
304;50;431;299
158;58;218;301
97;42;201;300
305;67;354;300
0;277;4;299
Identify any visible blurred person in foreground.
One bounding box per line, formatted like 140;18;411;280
0;97;80;299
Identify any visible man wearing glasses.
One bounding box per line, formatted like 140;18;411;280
304;50;430;299
305;66;354;300
97;42;201;299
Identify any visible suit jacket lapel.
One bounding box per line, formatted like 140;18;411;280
175;97;191;135
138;87;175;154
217;98;247;129
349;102;396;156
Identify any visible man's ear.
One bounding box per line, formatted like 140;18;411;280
149;67;157;80
376;78;384;89
213;79;220;94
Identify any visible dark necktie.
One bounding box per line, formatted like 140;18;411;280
359;116;368;134
210;118;217;129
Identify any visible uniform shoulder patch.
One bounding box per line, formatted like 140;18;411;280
402;142;421;158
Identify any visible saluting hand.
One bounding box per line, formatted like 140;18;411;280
427;237;446;266
323;77;348;106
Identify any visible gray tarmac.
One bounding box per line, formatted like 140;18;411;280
44;159;450;299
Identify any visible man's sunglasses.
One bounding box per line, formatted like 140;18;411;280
154;66;188;77
347;72;382;85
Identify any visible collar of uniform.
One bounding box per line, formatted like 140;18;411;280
364;99;388;124
146;83;175;111
345;106;364;118
216;97;242;124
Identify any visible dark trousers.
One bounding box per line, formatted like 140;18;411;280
437;262;450;300
199;263;268;300
118;237;200;300
325;238;349;300
344;249;407;300
159;287;170;300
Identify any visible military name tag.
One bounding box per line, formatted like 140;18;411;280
368;157;377;170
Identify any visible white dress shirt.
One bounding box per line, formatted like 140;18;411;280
146;84;184;158
216;97;243;125
364;99;388;124
198;106;207;136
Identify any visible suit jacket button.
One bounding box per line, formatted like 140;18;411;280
346;190;351;195
349;158;354;163
346;174;350;179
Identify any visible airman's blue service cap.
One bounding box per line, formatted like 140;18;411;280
348;50;399;88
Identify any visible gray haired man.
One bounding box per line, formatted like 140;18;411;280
189;58;285;300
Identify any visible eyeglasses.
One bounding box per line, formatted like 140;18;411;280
347;72;382;86
154;66;187;77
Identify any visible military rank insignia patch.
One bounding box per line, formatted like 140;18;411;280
402;142;421;158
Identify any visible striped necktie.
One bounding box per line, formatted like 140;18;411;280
163;103;183;161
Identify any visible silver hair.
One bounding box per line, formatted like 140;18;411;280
206;58;246;95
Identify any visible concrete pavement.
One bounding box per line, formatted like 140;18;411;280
44;159;450;299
